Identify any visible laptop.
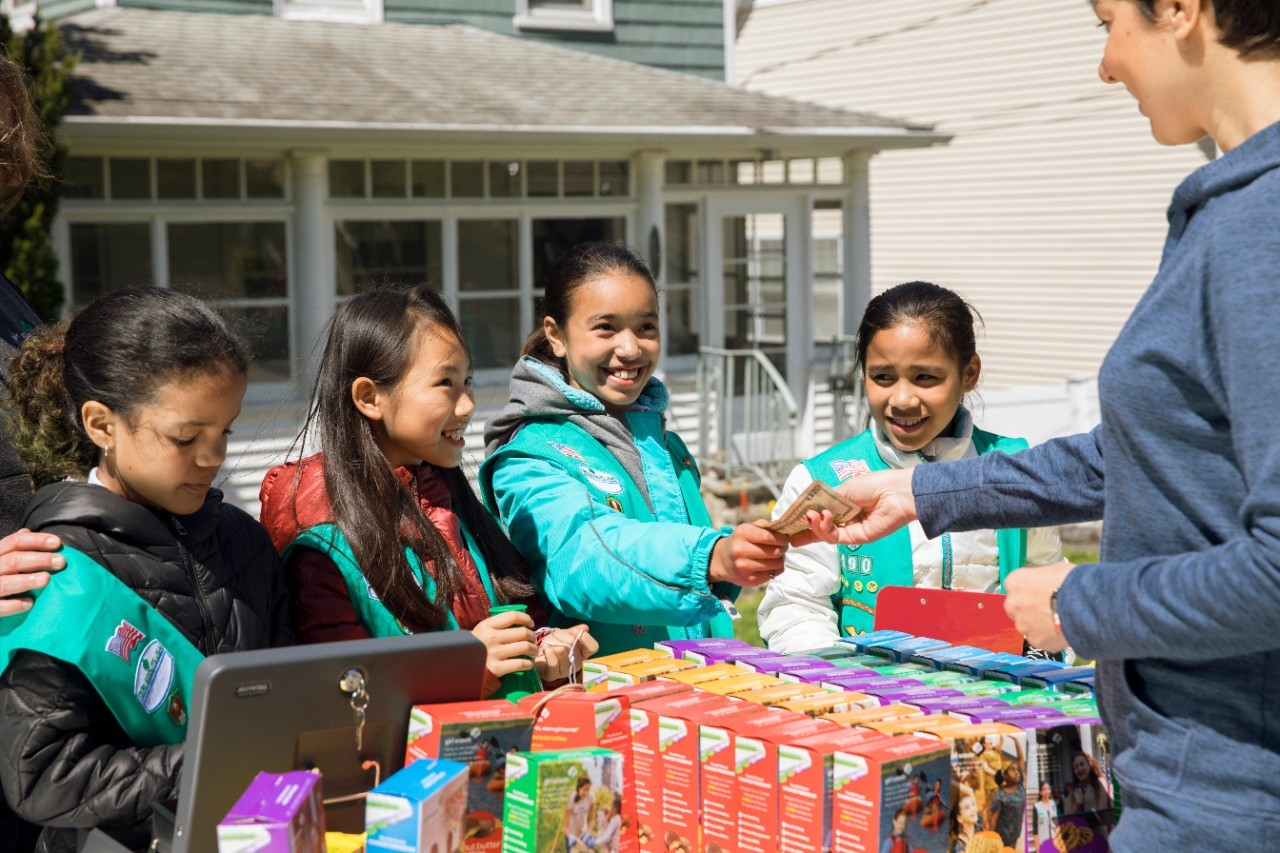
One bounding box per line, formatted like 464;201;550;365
154;630;486;853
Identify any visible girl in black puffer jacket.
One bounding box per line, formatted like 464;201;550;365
0;288;292;853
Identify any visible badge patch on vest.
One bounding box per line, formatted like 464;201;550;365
579;465;624;495
106;620;145;663
134;639;176;715
549;442;586;462
831;459;871;481
167;691;188;727
606;496;623;513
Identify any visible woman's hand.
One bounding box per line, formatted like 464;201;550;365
708;521;790;587
471;608;538;685
1004;562;1075;652
806;469;917;546
0;530;64;618
534;624;600;682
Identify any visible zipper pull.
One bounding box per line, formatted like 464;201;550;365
171;516;188;536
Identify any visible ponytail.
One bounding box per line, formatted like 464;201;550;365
520;325;563;373
5;323;94;487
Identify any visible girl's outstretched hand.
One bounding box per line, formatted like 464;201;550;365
808;468;918;546
471;608;539;687
708;521;790;587
0;530;64;618
534;624;600;682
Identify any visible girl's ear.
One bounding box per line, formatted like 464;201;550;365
351;377;385;422
544;316;568;359
962;354;981;393
80;400;116;453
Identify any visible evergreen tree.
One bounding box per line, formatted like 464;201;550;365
0;15;76;321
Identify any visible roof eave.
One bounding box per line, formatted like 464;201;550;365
63;115;952;158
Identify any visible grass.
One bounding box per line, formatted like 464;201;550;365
732;543;1101;648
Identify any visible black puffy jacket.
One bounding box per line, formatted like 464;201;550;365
0;482;293;853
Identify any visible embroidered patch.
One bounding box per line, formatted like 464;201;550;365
633;625;646;636
853;580;864;593
579;465;624;495
866;581;879;594
134;639;176;715
365;579;382;602
831;459;871;481
106;620;144;663
606;496;623;513
549;442;585;462
167;690;188;727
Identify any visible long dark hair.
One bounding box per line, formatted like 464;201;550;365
521;241;656;375
6;287;248;487
296;285;532;632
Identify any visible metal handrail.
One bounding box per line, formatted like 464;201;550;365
696;346;800;497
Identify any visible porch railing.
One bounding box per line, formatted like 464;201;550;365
695;346;800;498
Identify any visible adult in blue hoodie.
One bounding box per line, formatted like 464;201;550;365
813;2;1280;848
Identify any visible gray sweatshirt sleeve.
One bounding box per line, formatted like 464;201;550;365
911;428;1106;536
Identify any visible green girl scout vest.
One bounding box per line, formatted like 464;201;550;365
479;419;734;655
804;428;1029;637
283;520;499;637
0;547;203;747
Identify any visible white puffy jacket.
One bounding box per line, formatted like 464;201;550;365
758;414;1062;654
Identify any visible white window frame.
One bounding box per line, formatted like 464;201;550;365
275;0;383;24
514;0;614;33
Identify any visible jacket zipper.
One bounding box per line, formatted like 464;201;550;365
171;515;217;652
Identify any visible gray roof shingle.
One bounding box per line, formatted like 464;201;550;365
61;8;944;153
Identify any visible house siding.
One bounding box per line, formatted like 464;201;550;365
385;0;726;78
116;0;273;14
736;0;1207;390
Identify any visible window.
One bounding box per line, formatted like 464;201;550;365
64;156;287;201
334;220;444;296
664;204;701;357
458;220;521;370
515;0;613;32
68;223;153;309
326;158;630;201
277;0;382;24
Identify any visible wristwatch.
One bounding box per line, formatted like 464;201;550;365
1049;587;1062;629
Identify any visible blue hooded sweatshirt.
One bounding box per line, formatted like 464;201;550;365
912;120;1280;849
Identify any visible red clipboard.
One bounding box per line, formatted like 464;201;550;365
873;586;1023;654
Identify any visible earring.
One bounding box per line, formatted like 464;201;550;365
102;445;109;460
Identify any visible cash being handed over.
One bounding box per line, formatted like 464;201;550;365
762;480;861;536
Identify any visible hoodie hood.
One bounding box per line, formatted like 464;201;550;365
484;356;669;511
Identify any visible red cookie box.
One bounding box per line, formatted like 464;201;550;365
776;728;896;853
699;712;839;853
403;700;534;853
831;735;953;853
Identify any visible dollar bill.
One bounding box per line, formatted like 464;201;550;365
763;480;861;535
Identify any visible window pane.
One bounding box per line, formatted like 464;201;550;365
729;160;756;185
531;217;625;289
458;220;518;293
246;159;286;198
459;297;522;369
203;159;241;199
527;161;558;197
68;223;152;309
451;161;484;198
761;160;786;185
222;305;291;383
664;203;699;284
598;161;628;197
167;222;288;300
664;161;691;186
371;160;407;199
697;160;725;185
817;157;844;184
411;160;446;197
65;157;105;199
329;160;365;198
157;159;197;199
563;161;594;197
666;286;699;355
334;220;443;296
489;161;521;198
110;158;150;200
788;159;815;184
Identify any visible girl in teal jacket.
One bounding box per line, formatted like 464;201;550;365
480;242;791;656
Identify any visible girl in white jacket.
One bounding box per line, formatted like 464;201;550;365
758;281;1060;653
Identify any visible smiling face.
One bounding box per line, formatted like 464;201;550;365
87;367;246;515
863;321;979;453
545;271;661;413
959;794;978;825
359;327;475;469
1073;753;1092;782
1094;0;1207;145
